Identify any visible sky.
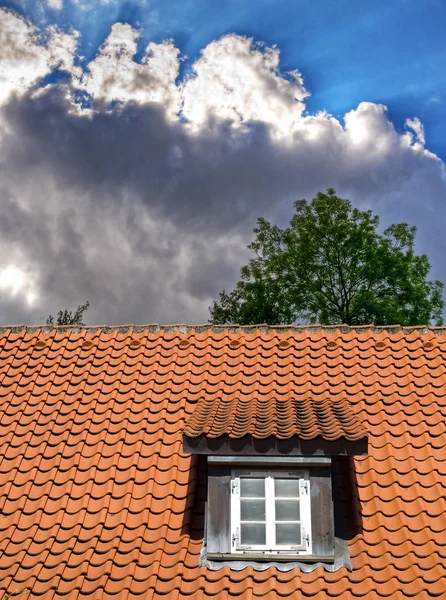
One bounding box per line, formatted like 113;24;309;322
0;0;445;325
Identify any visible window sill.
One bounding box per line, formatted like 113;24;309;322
207;553;334;563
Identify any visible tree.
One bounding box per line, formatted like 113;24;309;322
210;189;444;326
46;301;90;326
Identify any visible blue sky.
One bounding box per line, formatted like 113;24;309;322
3;0;446;158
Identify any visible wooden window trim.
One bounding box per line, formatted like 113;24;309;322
206;461;335;561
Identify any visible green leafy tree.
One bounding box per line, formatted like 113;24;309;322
210;189;444;326
46;301;90;326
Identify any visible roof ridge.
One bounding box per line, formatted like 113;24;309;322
0;323;444;334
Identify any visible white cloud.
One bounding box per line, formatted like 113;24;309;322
0;9;52;105
406;116;426;145
0;265;38;307
77;23;181;117
344;102;398;149
0;8;79;106
47;0;63;10
73;0;120;5
181;34;309;137
0;16;445;325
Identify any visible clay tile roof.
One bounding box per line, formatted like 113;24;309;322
183;396;367;440
0;323;446;599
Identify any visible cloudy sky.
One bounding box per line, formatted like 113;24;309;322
0;0;445;325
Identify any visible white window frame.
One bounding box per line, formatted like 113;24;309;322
230;469;312;555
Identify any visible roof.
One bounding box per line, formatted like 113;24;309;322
0;324;445;599
183;395;367;440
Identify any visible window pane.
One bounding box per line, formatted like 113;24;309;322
240;478;265;498
275;478;300;498
275;499;300;521
241;523;266;545
241;499;265;521
276;523;301;545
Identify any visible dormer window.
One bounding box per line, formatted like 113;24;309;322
182;394;368;568
202;457;337;563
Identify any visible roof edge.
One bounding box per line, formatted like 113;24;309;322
0;323;444;335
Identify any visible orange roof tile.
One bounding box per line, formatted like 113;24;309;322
0;324;445;599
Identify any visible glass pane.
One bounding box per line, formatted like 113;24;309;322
276;523;301;545
241;499;265;521
275;478;300;498
240;478;265;498
241;523;266;545
275;499;300;521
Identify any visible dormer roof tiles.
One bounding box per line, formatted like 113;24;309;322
183;395;367;440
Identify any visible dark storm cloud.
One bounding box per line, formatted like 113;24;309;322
3;86;296;232
6;87;441;229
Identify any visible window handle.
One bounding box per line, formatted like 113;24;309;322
232;528;240;547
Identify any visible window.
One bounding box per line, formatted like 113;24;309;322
230;470;312;555
205;460;335;562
